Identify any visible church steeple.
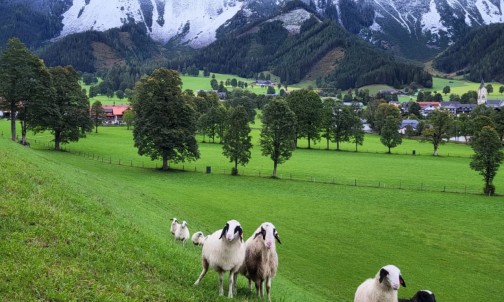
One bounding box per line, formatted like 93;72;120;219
478;79;487;105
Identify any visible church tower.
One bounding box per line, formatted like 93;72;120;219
477;79;487;105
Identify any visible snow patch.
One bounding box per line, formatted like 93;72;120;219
421;0;448;34
267;8;312;34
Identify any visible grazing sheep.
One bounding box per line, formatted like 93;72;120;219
354;264;406;302
175;220;190;245
194;219;245;298
170;217;180;235
399;290;436;302
241;222;281;302
192;231;206;246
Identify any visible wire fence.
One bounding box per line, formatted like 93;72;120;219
0;132;491;196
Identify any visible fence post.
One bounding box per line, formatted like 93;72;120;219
443;185;446;192
354;179;357;186
119;159;121;165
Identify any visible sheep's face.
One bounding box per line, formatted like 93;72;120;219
379;265;406;290
170;218;179;234
181;221;187;229
253;222;281;249
219;219;243;242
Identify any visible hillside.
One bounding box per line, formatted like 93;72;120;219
194;17;432;89
433;23;504;83
38;23;165;72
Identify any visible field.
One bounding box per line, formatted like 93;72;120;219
360;77;504;102
1;119;503;301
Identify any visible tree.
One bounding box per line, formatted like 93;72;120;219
350;112;365;151
422;110;453;156
260;99;297;178
408;102;421;118
210;78;218;90
132;68;199;170
90;100;105;133
380;116;402;153
30;66;92;150
122;109;135;130
321;98;335;149
222;106;253;175
286;89;322;148
0;38;52;142
116;90;125;99
363;99;385;131
442;85;451;95
374;103;401;134
485;84;493;95
492;109;504;143
499;86;504;94
332;101;354;150
267;86;276;95
470;126;504;195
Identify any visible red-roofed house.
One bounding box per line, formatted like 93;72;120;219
102;105;130;125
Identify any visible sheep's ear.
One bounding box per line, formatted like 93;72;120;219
237;226;243;242
274;229;281;244
399;275;406;287
379;268;389;283
219;224;229;240
254;227;266;240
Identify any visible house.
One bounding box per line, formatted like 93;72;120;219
486;100;504;110
102;105;130;125
417;102;440;117
399;119;419;134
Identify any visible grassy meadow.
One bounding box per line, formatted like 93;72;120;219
1;118;503;301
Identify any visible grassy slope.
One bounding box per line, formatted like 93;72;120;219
1;119;503;301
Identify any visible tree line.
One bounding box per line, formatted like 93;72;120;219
1;38;501;195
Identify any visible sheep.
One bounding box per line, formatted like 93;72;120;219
241;222;281;302
399;290;436;302
354;264;406;302
170;217;180;235
191;231;206;246
174;220;190;245
194;219;245;298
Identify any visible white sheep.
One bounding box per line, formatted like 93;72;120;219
170;217;180;236
191;231;206;246
194;219;245;298
399;290;436;302
241;222;281;302
354;264;406;302
174;220;190;245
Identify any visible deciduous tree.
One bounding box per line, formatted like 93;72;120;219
380;116;402;153
90;100;105;133
286;89;322;148
30;66;92;150
260;99;297;178
0;38;51;142
222;106;252;175
422;110;453;156
470;126;503;195
132;68;199;170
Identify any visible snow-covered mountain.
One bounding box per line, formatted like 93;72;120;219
2;0;504;57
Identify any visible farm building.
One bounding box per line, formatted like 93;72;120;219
102;105;130;125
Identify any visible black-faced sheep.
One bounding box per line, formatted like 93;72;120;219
399;290;436;302
194;219;245;298
241;222;281;302
170;217;180;235
354;264;406;302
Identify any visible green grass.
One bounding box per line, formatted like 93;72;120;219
1;122;503;301
424;77;504;100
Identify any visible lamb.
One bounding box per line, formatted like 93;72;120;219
174;220;190;245
194;219;245;298
170;217;180;235
191;231;206;246
354;264;406;302
241;222;281;302
399;290;436;302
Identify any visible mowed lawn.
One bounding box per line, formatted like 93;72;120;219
1;123;503;301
